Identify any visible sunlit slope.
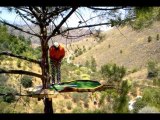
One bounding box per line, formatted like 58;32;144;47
71;21;160;70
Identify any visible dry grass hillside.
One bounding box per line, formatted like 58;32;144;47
70;21;160;70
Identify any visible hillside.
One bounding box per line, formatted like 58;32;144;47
69;21;160;70
1;21;160;113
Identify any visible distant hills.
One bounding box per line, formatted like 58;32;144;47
7;24;94;47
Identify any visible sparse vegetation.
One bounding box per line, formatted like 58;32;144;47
138;106;159;113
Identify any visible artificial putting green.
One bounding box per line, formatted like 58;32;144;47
49;80;101;92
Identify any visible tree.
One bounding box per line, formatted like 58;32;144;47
0;6;133;113
90;56;97;72
101;63;126;87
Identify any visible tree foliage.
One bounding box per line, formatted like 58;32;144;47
101;63;126;85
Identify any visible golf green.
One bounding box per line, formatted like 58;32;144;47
50;80;101;92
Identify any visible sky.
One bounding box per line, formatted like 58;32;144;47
0;7;112;31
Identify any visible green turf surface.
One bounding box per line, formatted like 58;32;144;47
49;80;101;91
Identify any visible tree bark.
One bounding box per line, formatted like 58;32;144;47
44;98;54;113
40;33;54;113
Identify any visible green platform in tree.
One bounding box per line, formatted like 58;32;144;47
26;80;114;98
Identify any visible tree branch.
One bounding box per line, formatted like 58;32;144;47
0;69;42;78
47;7;78;41
0;19;40;38
0;52;41;65
88;6;124;11
59;22;112;35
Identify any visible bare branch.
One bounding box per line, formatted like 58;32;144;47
0;19;40;37
17;10;37;35
29;7;41;23
0;52;41;65
47;7;78;41
59;22;112;35
75;10;93;34
61;32;92;39
0;69;42;78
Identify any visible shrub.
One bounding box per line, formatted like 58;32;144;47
120;50;123;54
21;75;33;88
66;101;72;110
142;88;160;109
156;34;159;41
72;93;81;103
131;68;138;73
91;56;97;72
153;78;160;87
99;92;106;106
80;93;88;101
133;98;147;113
0;74;9;84
0;86;17;103
3;93;16;103
147;61;158;78
138;106;159;113
148;36;152;42
84;98;89;108
72;106;83;113
17;59;21;68
85;60;90;68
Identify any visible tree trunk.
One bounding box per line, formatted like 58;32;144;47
44;98;54;113
41;38;54;113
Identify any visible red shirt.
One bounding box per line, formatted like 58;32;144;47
49;44;65;61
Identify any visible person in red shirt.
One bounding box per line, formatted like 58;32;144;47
49;42;65;85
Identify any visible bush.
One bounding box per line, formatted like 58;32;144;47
120;50;123;54
72;93;81;103
21;75;33;88
153;78;160;87
148;36;152;42
0;86;17;103
142;88;160;109
17;59;21;68
156;34;159;41
72;106;83;113
0;74;9;84
66;101;72;110
133;98;147;113
3;93;15;103
147;61;158;78
91;56;97;72
99;92;106;107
